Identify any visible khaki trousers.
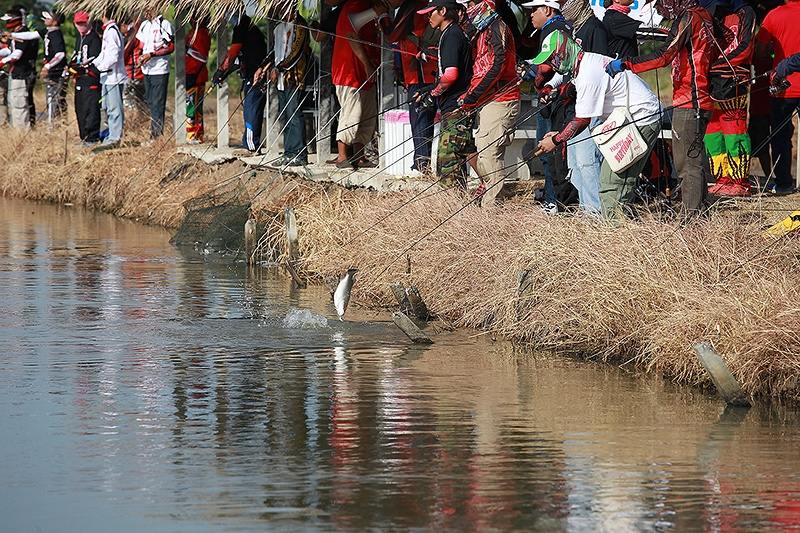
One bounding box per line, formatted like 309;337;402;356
335;85;377;146
8;78;29;130
476;99;520;207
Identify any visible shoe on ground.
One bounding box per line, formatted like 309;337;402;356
284;156;307;167
356;158;377;168
541;202;558;215
336;158;356;169
767;183;796;196
186;139;202;145
709;180;752;197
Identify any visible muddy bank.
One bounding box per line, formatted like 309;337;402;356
4;126;800;402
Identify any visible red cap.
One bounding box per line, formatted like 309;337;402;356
73;11;89;24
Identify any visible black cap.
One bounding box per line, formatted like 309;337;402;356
417;0;461;15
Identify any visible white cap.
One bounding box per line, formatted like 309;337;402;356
521;0;561;9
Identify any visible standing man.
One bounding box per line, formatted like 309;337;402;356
122;18;146;113
522;0;573;214
40;11;67;123
136;9;174;139
703;0;756;197
185;17;211;144
0;7;39;129
93;7;127;146
535;30;662;218
213;13;269;153
460;0;521;207
72;11;102;145
607;0;717;213
329;0;381;168
271;13;312;165
387;0;440;173
756;0;800;195
417;0;475;188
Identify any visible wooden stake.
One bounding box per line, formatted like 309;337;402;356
285;207;299;261
244;219;256;264
392;311;433;344
405;286;429;320
63;129;68;165
390;282;411;311
284;260;307;289
693;342;751;407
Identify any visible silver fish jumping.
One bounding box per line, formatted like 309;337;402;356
333;268;358;321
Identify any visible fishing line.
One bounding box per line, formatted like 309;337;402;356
279;65;381;169
340;101;552;247
333;77;528;186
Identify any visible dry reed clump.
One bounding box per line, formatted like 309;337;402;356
0;125;237;228
291;187;800;401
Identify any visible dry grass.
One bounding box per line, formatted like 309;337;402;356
4;121;800;402
285;187;800;401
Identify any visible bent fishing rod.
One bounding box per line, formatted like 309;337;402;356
340;100;554;247
331;75;529;186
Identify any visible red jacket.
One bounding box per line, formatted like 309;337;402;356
756;0;800;99
388;4;439;87
462;17;519;108
710;5;755;81
625;6;718;110
185;26;211;85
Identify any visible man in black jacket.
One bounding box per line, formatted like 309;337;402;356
0;7;39;129
41;10;68;122
72;11;102;145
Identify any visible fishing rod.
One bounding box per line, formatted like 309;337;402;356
261;14;424;58
331;75;529;186
340;101;553;247
372;151;529;279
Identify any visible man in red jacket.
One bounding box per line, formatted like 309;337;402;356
185;17;210;143
387;0;440;173
460;0;521;206
704;0;756;197
756;0;800;195
329;0;381;169
607;0;718;213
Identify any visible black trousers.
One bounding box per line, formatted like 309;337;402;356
75;82;101;142
25;74;36;127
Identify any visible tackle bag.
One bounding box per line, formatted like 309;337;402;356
591;73;648;173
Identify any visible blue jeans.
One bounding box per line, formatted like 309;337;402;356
102;83;124;143
536;113;556;204
567;118;602;214
278;84;307;162
144;73;168;138
243;79;267;151
407;83;436;170
770;97;800;189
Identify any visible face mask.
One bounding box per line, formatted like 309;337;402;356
466;0;499;33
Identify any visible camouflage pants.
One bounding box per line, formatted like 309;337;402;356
436;109;476;189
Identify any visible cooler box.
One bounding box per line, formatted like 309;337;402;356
382;110;440;176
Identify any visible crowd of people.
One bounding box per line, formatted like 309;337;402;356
2;0;800;218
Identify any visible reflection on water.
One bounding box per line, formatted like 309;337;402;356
2;197;800;532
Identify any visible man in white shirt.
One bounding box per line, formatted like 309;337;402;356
93;8;128;145
535;30;662;218
135;9;173;138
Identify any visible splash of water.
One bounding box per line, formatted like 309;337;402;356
282;309;329;329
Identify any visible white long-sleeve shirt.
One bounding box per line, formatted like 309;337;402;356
93;21;128;85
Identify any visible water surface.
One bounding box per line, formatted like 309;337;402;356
2;197;800;532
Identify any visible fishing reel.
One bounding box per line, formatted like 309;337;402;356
770;76;791;96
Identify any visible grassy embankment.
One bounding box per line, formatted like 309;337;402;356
3;123;800;403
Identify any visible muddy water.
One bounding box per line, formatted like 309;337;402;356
2;197;800;532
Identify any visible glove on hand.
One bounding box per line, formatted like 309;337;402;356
212;68;226;86
605;59;626;78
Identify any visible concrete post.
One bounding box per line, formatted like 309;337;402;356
173;15;187;144
316;4;333;163
216;25;230;149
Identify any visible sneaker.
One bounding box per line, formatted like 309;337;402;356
709;180;752;197
284;157;307;167
541;202;558;216
767;183;796;196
